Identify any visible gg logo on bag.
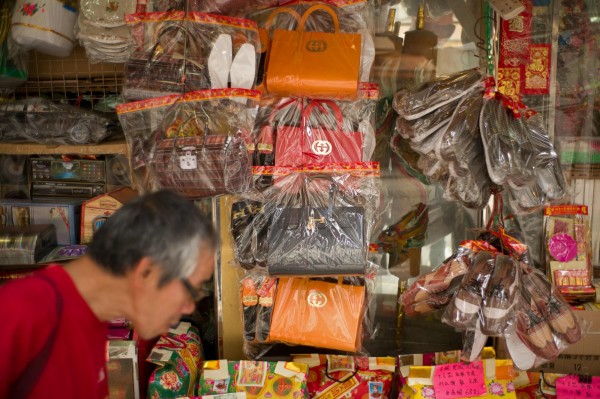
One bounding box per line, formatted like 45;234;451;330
307;290;327;308
311;140;332;155
306;40;327;52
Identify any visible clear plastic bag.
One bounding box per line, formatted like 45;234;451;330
479;96;538;188
248;1;374;92
251;83;378;176
393;68;483;120
228;165;380;275
116;88;259;197
0;98;115;145
240;269;378;356
75;13;136;64
124;12;260;101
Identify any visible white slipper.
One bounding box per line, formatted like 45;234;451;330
506;332;537;370
208;33;232;89
230;43;256;90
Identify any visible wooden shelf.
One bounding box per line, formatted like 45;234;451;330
0;139;129;156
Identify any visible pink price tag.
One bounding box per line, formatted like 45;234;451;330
556;375;600;399
433;361;487;399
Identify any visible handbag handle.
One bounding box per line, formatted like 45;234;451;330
297;4;340;33
147;23;204;72
301;174;337;221
302;99;344;134
264;7;302;31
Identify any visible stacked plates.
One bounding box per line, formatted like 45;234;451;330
76;0;137;63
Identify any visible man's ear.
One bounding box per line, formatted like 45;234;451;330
131;257;155;288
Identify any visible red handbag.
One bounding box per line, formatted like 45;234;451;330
274;100;363;167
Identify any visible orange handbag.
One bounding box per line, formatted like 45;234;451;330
266;4;361;99
268;277;365;352
257;7;302;91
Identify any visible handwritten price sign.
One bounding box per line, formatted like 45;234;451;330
556;375;600;399
433;361;487;399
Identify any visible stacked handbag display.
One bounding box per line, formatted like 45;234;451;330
116;6;264;198
222;0;381;357
392;69;567;213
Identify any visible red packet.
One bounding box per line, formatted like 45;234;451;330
497;68;522;103
522;44;551;95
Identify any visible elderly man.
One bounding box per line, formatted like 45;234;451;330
0;189;217;399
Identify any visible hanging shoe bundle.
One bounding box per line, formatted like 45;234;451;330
393;69;492;209
400;192;583;370
479;90;568;213
393;69;568;213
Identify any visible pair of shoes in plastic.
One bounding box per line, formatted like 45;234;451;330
443;251;520;336
208;33;256;90
512;267;581;365
400;255;469;316
393;68;483;121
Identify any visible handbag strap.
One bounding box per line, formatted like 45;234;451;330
297;4;340;33
301;174;337;219
147;23;203;76
302;99;344;134
264;7;302;31
9;273;63;398
267;98;304;127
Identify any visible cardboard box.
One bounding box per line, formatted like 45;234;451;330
533;310;600;375
80;187;138;244
0;198;82;245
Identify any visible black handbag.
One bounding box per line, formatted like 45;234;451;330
266;176;366;275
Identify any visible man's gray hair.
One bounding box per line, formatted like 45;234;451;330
86;189;217;285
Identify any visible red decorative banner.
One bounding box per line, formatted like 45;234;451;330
498;0;532;101
522;44;551;95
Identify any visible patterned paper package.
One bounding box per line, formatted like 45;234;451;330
147;322;204;399
197;359;309;399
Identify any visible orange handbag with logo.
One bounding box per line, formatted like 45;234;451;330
268;277;365;352
266;4;361;99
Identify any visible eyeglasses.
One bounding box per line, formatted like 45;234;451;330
180;278;210;303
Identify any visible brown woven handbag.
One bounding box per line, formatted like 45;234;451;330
150;117;253;199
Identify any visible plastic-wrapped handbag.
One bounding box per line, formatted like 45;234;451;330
266;4;362;99
268;277;365;352
275;99;364;168
124;11;260;101
267;175;366;276
124;23;208;101
150;114;252;199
